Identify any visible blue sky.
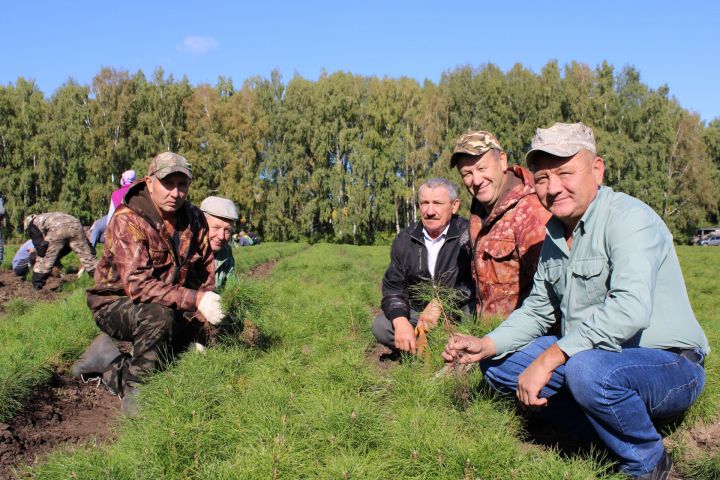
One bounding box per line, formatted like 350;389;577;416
1;0;718;121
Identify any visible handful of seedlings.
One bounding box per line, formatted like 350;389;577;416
408;280;467;361
213;275;271;346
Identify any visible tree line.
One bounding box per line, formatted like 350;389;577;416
1;61;718;244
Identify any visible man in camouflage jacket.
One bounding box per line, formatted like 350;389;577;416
451;131;551;321
23;211;97;290
78;152;224;414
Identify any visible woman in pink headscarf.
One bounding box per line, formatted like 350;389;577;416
107;170;136;219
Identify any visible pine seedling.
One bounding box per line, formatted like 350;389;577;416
408;279;467;361
219;275;271;345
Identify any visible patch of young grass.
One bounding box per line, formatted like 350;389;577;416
684;451;720;480
0;288;98;422
28;244;621;479
233;242;308;273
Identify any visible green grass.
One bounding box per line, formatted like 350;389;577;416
4;244;718;479
0;242;305;426
26;245;625;479
232;242;308;273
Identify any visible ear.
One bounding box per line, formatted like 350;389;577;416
499;151;508;171
451;198;460;215
592;156;605;186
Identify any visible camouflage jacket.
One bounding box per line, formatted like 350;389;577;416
471;165;551;319
87;181;215;313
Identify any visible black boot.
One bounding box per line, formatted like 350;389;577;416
72;333;122;380
31;271;50;290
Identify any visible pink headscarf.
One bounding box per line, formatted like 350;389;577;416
120;170;136;187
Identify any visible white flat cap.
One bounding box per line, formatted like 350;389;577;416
200;196;239;221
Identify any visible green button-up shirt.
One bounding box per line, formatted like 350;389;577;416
488;186;710;358
213;243;235;292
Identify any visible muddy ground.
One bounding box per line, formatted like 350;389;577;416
0;269;68;317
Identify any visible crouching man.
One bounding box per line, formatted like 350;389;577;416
372;178;474;354
75;152;224;414
443;123;709;479
200;196;238;291
23;212;97;289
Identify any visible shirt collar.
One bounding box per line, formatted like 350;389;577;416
423;224;450;242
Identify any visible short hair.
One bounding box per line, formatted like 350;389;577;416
418;178;459;201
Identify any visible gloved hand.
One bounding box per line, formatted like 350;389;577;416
197;291;225;326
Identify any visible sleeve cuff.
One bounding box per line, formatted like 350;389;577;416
556;332;595;357
386;308;409;322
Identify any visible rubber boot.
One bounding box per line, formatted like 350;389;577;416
31;271;51;290
71;333;122;380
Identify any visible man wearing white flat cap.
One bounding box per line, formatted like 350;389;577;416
200;196;238;291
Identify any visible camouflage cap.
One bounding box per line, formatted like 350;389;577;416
450;131;503;168
23;214;37;232
525;122;596;167
147;152;193;180
200;196;239;221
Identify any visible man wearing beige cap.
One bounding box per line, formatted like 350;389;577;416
450;131;550;321
78;152;224;415
444;123;709;478
200;196;238;291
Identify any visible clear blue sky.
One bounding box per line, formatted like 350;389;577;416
1;0;718;121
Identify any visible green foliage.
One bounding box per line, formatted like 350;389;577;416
1;63;718;243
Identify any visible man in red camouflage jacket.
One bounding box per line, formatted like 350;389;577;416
451;131;551;321
75;152;224;414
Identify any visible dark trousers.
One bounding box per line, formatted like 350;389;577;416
94;297;205;397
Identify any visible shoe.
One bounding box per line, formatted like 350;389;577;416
633;450;672;480
121;386;140;417
72;333;121;380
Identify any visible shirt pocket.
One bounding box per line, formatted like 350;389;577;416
480;238;518;284
571;257;608;305
542;260;564;297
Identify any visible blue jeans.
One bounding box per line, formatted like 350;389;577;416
481;336;706;476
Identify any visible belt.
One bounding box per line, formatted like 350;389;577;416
667;348;705;367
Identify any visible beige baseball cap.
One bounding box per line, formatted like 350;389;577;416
450;130;503;168
525;122;596;167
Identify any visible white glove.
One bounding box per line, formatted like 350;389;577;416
197;291;225;326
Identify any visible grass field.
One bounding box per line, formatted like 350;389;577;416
0;242;306;425
1;243;718;478
14;243;716;479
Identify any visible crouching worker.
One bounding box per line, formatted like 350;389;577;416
75;152;224;415
443;123;709;479
372;178;474;355
12;240;36;277
23;212;97;290
200;196;238;291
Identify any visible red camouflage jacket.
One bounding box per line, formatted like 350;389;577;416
470;165;551;319
86;181;215;313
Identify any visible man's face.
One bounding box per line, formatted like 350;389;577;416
146;172;190;215
456;150;508;209
532;149;605;229
206;214;233;253
418;186;460;238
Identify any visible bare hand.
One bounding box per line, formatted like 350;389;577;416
516;361;552;408
516;343;567;408
393;317;417;353
442;334;496;365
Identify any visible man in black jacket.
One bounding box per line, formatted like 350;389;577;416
372;178;473;354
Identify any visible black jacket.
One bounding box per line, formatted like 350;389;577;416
381;215;474;321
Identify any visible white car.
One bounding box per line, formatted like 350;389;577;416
700;235;720;246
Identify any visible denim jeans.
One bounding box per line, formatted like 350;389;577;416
481;336;706;476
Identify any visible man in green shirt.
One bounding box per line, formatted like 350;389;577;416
200;196;238;291
443;122;709;479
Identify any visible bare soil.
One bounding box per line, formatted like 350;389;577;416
0;370;120;479
246;260;277;280
0;269;69;316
